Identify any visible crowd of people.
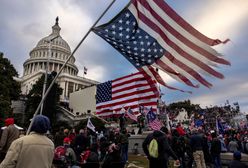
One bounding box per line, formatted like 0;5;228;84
0;115;247;168
142;124;248;168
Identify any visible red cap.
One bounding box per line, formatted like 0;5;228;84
63;137;71;144
5;118;14;126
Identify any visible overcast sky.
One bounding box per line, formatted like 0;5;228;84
1;0;248;113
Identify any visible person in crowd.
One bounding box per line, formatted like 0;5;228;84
142;126;180;168
190;128;207;168
171;129;186;168
74;128;90;161
102;143;123;168
54;126;66;147
243;137;248;154
184;133;194;168
219;134;228;152
0;115;54;168
228;151;247;168
202;132;212;167
228;138;239;152
81;143;100;168
99;136;109;161
0;118;20;160
210;132;222;168
119;113;127;131
119;128;130;166
54;137;77;168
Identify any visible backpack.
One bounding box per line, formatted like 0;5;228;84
148;138;159;158
54;146;66;161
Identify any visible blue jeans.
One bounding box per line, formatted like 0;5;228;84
121;143;128;164
212;154;221;168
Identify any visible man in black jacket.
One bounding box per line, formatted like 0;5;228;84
210;132;222;168
142;127;179;168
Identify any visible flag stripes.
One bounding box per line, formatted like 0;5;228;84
96;72;158;117
128;0;229;88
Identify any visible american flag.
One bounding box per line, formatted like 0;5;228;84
96;72;158;117
93;0;230;90
126;108;139;122
145;107;162;130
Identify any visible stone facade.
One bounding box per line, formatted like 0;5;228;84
18;18;98;102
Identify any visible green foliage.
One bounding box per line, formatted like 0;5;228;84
25;72;62;128
0;52;21;125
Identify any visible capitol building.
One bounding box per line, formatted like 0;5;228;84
18;18;98;103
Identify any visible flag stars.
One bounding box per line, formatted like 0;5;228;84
119;27;123;31
140;41;144;45
112;25;116;29
126;20;130;25
125;13;130;18
141;48;145;52
118;19;123;23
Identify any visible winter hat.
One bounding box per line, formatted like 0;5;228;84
5;118;14;126
30;115;50;134
233;151;242;160
63;137;71;144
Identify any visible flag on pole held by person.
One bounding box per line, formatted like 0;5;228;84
145;107;162;130
96;71;159;117
126;107;140;122
87;118;95;132
93;0;230;91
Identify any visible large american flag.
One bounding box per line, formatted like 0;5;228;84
96;72;158;117
93;0;230;90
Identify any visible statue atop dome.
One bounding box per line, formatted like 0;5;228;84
55;16;59;25
52;16;61;36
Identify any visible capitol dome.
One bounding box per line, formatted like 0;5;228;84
23;17;78;77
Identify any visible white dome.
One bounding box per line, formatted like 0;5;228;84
23;17;78;77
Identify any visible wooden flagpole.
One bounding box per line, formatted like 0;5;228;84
26;0;117;134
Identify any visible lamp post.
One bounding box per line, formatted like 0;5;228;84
40;35;59;114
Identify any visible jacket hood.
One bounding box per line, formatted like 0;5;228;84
30;115;50;134
5;118;14;126
153;130;164;138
